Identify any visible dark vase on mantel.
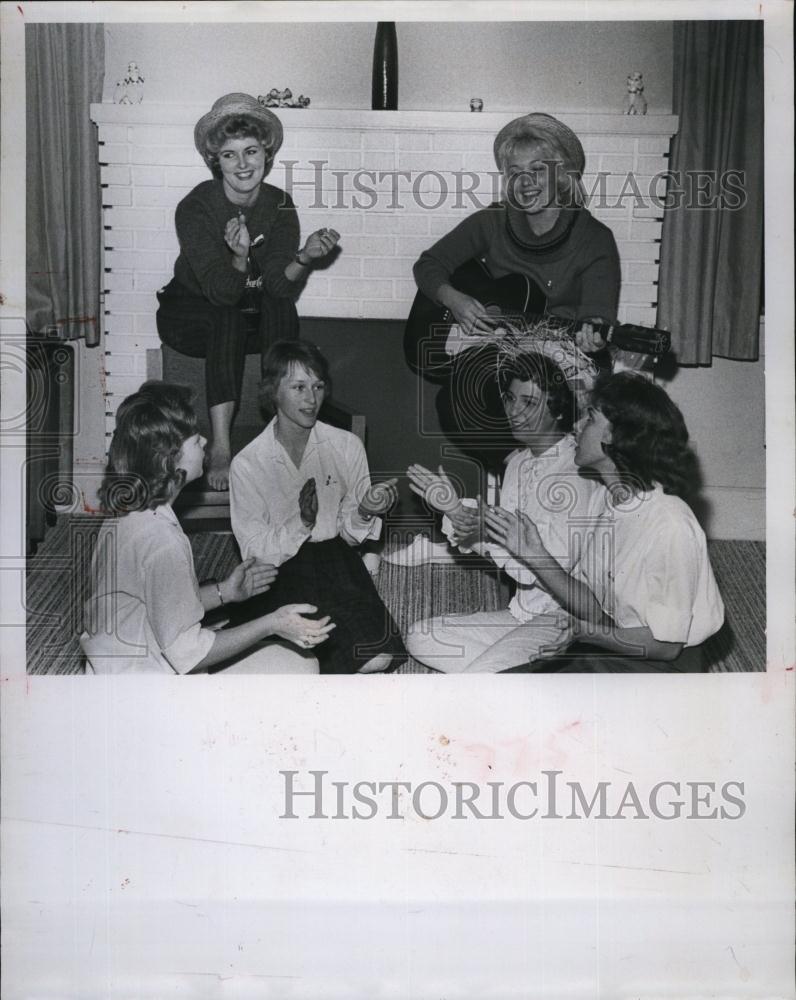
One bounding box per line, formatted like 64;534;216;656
371;22;398;110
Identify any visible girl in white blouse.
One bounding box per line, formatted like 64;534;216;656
484;372;725;671
229;341;407;674
81;382;334;674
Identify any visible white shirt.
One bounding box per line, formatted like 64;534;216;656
444;435;600;622
230;419;381;566
575;485;725;646
80;505;215;674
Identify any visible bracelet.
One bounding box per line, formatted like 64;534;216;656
294;251;310;267
215;580;225;606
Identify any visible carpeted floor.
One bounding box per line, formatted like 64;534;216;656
25;515;766;675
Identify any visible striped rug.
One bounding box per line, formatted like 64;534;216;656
25;517;766;675
701;539;766;672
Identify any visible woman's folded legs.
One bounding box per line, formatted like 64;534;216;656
406;610;572;673
157;287;255;489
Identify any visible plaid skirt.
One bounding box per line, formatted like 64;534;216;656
228;536;406;675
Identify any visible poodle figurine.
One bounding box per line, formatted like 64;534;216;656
625;72;648;115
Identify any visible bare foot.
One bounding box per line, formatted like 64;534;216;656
205;442;231;491
358;653;393;674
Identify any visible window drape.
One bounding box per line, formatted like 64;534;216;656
657;21;763;364
26;23;105;345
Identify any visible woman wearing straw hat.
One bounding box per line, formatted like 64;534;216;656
156;93;340;490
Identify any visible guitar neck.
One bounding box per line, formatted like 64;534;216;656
540;315;670;356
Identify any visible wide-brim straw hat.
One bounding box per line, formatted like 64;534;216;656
194;93;284;162
493;113;585;176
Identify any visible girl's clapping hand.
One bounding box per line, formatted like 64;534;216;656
299;477;318;528
407;463;460;513
358;477;399;519
301;227;341;261
224;211;251;258
484;506;544;562
223;557;278;603
448;496;483;539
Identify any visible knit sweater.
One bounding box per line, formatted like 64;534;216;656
413;203;621;323
171;179;302;307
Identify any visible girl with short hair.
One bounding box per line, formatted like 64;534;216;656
229;341;407;674
81;381;333;674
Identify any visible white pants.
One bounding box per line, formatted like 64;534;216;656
220;639;320;675
406;610;572;674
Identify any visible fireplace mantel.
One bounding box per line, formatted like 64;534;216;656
92;103;678;138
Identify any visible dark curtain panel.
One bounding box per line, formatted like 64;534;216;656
26;24;105;345
657;21;763;364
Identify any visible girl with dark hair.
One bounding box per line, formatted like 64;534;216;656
405;350;601;672
229;342;407;675
81;381;334;674
156;93;340;490
483;372;725;672
583;370;698;500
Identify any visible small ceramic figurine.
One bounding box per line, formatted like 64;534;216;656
625;72;647;115
114;62;144;104
258;89;311;109
260;88;281;108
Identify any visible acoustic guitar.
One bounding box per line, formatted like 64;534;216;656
403;258;671;380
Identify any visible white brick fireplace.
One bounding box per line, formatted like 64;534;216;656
90;104;678;443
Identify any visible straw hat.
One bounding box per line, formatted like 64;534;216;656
494;317;600;401
493;113;585;176
193;93;284;162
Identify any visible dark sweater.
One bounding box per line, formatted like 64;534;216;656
171;180;302;307
413;203;621;323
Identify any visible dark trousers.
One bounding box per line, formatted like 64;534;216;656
227;537;407;675
500;642;705;674
156;279;298;408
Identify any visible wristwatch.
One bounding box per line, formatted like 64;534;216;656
294;251;310;267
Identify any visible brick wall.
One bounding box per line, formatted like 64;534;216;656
90;105;678;439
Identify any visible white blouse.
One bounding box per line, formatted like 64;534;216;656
575;485;725;646
444;435;600;622
81;505;215;674
230;419;381;566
